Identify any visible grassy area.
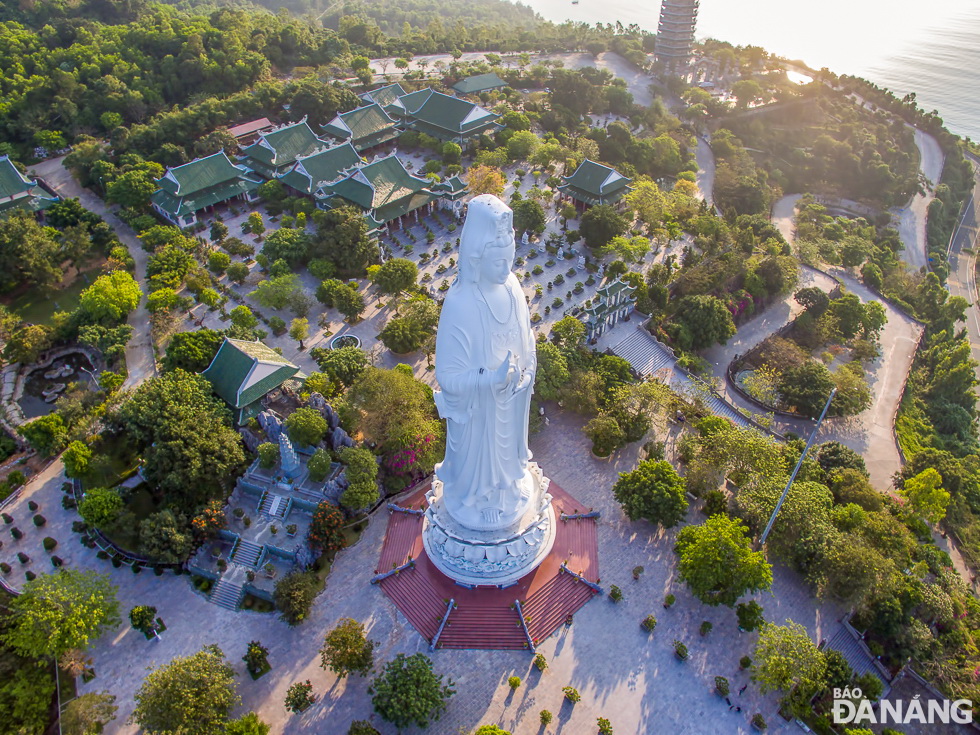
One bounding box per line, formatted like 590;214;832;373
6;269;93;325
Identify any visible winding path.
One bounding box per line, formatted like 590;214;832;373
29;157;157;388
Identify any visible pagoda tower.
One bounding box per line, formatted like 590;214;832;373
655;0;698;70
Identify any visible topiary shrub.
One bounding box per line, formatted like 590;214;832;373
739;655;752;670
17;551;29;564
0;562;10;574
11;527;23;540
663;593;675;608
699;621;713;636
715;676;730;696
25;571;35;581
642;615;657;632
533;653;547;671
562;686;581;703
539;710;553;725
51;556;63;567
27;500;38;512
2;512;12;524
42;537;57;552
508;675;521;690
32;514;46;527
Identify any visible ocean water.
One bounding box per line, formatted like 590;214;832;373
518;0;980;140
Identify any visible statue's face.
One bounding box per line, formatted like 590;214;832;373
479;238;515;286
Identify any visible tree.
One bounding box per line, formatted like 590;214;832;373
4;323;54;364
670;295;736;351
62;440;93;478
310;345;368;387
262;228;309;266
285;407;327;447
162;328;224;373
613;460;688;527
208;251;231;273
550;315;586;355
227;262;250;284
320;618;376;677
227;712;271;735
308;502;346;552
18;413;67;456
534;341;570;401
507;130;541;161
139;510;194;563
244;212;265;238
900;468;950;524
274;571;319;625
372;258;418;295
2;569;120;659
106;169;156;210
210;220;229;243
780;362;835;418
348;721;381;735
251;274;301;310
242;641;270;676
307;449;333;482
61;691;117;735
626;179;667;230
815;441;868;479
130;645;240;735
675;515;773;606
752;621;827;695
311;206;376;275
0;210;63;292
79;271;142;323
284;681;316;713
289;318;310;349
230;305;259;331
371;653;455;729
466;165;506;197
378;295;439;353
78;487;123;527
339;446;379;510
731;79;763;109
512;198;546;235
579;204;629;249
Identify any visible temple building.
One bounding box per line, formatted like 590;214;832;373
579;278;637;342
150;151;261;227
202;338;304;423
360;82;409;113
314;154;440;232
0;156;58;214
319;103;401;153
655;0;699;70
239;119;331;179
225;118;275;146
277;142;362;198
388;89;502;144
557;159;633;210
452;72;508;96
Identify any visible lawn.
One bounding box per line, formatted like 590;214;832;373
6;266;98;325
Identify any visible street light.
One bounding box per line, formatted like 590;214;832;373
759;387;837;546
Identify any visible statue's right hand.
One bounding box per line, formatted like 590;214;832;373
492;351;515;387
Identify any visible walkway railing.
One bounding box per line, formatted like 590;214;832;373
560;510;601;521
514;598;535;652
370;558;415;585
559;563;602;594
387;503;425;516
429;598;455;651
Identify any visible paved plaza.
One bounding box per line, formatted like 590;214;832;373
2;410;837;734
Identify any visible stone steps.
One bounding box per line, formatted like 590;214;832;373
438;605;527;650
231;539;263;568
258;493;287;519
210;577;244;610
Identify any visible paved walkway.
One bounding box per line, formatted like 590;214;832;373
893;127;945;272
945;154;980;383
29;157;157;387
1;413;834;734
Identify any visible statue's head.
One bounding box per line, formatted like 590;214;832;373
459;194;515;285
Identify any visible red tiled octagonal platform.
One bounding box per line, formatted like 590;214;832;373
375;481;599;650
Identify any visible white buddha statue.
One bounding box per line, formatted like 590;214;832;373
433;195;538;531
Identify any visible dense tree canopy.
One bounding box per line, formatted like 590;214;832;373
372;653;455;729
612;459;688;527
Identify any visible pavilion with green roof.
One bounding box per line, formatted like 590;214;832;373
201;338;304;422
314;154;440;232
577;277;636;341
557;159;633;210
388;89;502;144
239;119;331;179
452;72;508;96
360;82;408;113
0;156;58;214
151;151;261;227
278;143;362;198
320;103;401;153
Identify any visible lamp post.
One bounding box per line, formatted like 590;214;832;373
759;387;837;546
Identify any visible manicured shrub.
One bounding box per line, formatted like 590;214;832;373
609;585;623;603
508;676;521;690
33;514;46;527
42;537;57;551
0;562;10;574
27;500;38;511
715;676;730;696
11;527;23;540
540;710;553;725
673;640;688;660
700;621;713;636
739;655;752;670
562;686;581;703
17;551;29;563
51;555;63;567
533;653;547;671
25;571;35;581
642;615;657;632
2;512;13;524
663;594;675;608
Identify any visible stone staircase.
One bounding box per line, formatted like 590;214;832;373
210;576;244;610
231;539;263;568
258;493;288;519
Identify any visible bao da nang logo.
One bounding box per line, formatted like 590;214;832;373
832;688;973;725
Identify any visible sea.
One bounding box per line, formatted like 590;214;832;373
517;0;980;141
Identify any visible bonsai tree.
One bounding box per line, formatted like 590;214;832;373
739;655;752;670
699;621;713;636
608;585;623;603
533;653;548;671
562;686;581;703
129;605;160;636
641;615;657;632
508;675;521;690
284;680;316;713
632;566;644;580
243;641;270;677
663;594;675;608
751;713;767;731
673;640;689;660
597;718;613;735
714;676;730;696
540;710;553;725
737;600;765;632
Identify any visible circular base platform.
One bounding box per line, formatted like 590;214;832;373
375;479;600;650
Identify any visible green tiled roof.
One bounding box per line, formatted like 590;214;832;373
375;190;438;223
241;120;328;170
558;159;633;205
323;155;436;224
156;151;245;197
201;338;299;411
360;82;408;109
0;156;34;200
452;72;508;95
390;88;433;115
320;103;400;152
151;175;260;218
279;143;362;196
402;90;501;137
431;174;468;200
